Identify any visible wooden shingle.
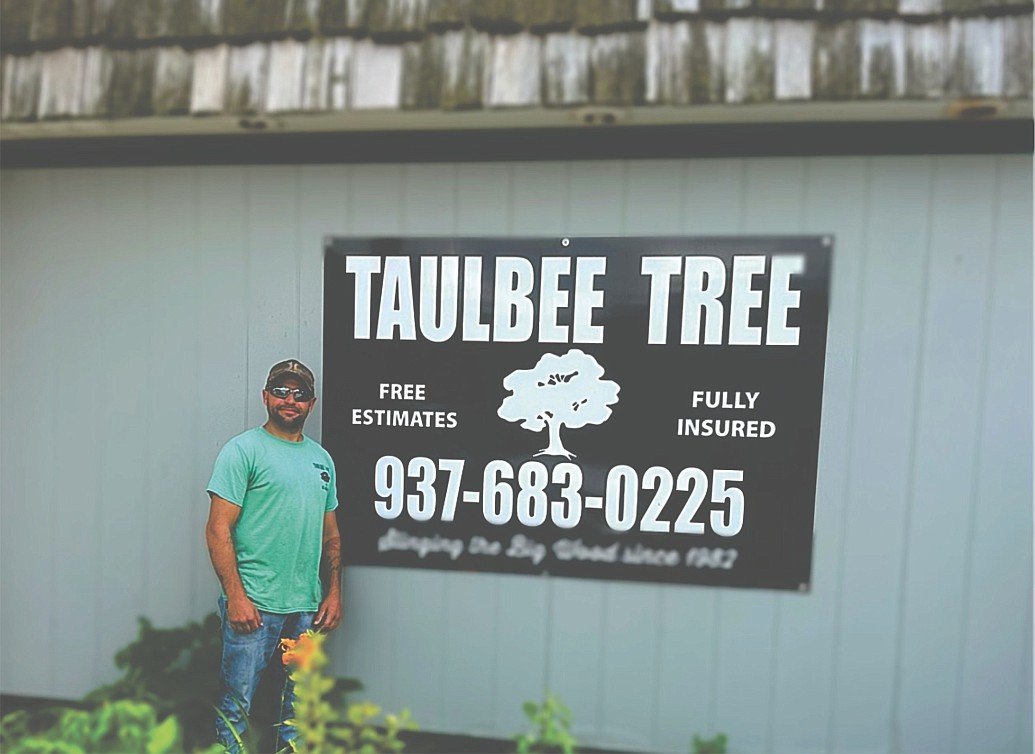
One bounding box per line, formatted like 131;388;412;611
319;0;368;34
542;31;591;105
351;39;403;108
757;0;819;15
899;0;942;18
905;21;945;97
93;0;144;44
400;40;424;107
946;17;1004;96
813;20;857;98
440;27;485;108
577;0;650;33
163;0;225;42
756;0;817;15
943;0;993;14
426;0;470;30
725;18;774;102
824;0;898;16
225;42;268;112
700;0;754;17
190;43;228;113
857;19;905;97
654;0;701;19
79;46;113;116
153;45;193;114
223;0;291;39
108;47;156;117
519;0;577;31
469;0;525;32
303;37;352;110
38;47;84;118
484;33;542;107
1;53;41;120
284;0;322;34
645;20;693;104
774;19;813;99
591;31;647;104
29;0;91;44
690;21;725;102
266;38;308;111
125;0;170;42
1;0;35;50
369;0;428;40
1002;13;1032;98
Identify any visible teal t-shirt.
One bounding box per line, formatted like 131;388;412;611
207;427;339;613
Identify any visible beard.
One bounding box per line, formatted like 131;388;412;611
268;404;307;432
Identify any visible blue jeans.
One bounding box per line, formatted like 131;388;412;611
215;596;316;753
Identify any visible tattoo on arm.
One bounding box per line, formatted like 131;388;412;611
322;536;342;589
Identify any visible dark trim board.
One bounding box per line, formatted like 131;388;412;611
2;119;1032;168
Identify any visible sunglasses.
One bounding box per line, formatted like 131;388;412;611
268;386;314;402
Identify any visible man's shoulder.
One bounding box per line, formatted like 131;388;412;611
220;427;268;453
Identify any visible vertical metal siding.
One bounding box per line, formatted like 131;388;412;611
0;155;1030;754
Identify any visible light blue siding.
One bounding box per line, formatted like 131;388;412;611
0;155;1030;754
831;158;935;753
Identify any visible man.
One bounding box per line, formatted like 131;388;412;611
205;359;342;752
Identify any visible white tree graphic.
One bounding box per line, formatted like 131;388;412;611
498;349;620;459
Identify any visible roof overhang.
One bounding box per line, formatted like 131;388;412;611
2;100;1031;168
2;98;1031;140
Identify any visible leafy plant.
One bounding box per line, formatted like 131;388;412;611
281;630;416;754
0;698;222;754
84;613;362;751
691;732;728;754
514;692;577;754
84;614;223;750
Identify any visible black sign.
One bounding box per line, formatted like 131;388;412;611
323;237;831;591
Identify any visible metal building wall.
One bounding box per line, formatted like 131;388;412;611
1;155;1031;754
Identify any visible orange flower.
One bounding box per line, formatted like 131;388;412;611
280;631;323;672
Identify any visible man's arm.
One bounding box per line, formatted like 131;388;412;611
205;494;262;633
315;511;343;631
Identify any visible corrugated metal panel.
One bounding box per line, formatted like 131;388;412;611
0;155;1030;754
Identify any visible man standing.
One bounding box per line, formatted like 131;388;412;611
205;359;342;752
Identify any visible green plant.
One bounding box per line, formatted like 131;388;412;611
691;732;728;754
514;692;577;754
85;613;362;751
0;698;211;754
281;631;416;754
84;614;224;750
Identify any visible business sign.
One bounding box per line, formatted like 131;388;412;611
323;236;831;591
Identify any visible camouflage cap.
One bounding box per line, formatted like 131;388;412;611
265;359;315;393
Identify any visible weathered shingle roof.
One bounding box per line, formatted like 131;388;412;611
1;0;1031;124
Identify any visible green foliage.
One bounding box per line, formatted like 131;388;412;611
328;701;415;754
0;616;394;754
84;614;223;750
514;692;577;754
83;612;362;750
691;732;728;754
283;631;417;754
0;699;185;754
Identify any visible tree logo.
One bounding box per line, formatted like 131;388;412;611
497;349;620;459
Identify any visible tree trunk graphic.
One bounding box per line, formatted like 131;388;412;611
535;417;575;459
498;350;619;459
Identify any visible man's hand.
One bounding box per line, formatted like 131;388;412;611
315;592;342;632
227;594;263;634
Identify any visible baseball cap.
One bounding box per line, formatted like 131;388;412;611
265;359;315;393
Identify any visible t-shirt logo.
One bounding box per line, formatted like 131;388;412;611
320;471;330;483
